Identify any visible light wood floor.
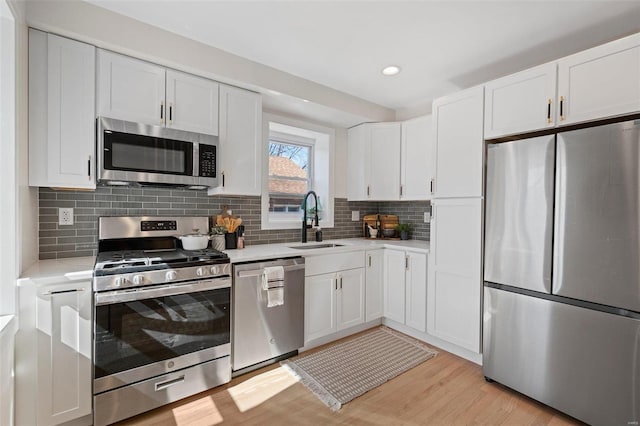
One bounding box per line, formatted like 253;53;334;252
118;329;582;426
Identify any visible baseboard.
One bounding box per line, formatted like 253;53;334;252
300;318;383;352
382;318;482;365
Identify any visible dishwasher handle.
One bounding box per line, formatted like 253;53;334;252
236;263;305;278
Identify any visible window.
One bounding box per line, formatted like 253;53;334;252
262;114;335;230
268;132;313;220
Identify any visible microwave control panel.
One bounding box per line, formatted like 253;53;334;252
199;144;217;178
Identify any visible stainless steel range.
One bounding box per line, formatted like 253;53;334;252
92;216;231;426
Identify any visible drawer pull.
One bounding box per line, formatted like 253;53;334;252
155;375;185;392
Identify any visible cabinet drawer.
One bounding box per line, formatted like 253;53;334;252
305;251;365;276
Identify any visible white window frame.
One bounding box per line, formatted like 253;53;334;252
262;113;335;230
0;0;17;318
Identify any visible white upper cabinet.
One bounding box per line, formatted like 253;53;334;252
209;84;262;196
97;50;166;127
401;115;433;200
369;123;401;200
432;86;484;199
347;124;369;201
29;29;96;189
427;198;482;353
484;62;557;139
346;122;402;201
165;70;219;134
557;33;640;126
97;50;219;135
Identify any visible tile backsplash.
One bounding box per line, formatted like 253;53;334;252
38;186;430;259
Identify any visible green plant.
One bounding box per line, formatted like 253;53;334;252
395;223;413;232
211;225;227;235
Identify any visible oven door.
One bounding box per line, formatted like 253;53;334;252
93;277;230;394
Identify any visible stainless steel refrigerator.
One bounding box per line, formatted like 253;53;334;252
483;119;640;426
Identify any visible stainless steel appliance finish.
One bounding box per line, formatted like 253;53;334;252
94;356;231;426
483;287;640;426
93;216;231;425
484;135;555;294
98;216;209;240
483;118;640;426
232;258;305;372
554;120;640;312
97;117;218;188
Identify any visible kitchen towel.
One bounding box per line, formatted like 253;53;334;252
262;266;285;307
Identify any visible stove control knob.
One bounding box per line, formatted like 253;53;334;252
196;267;206;277
166;270;177;281
114;277;126;287
210;266;220;276
132;275;144;285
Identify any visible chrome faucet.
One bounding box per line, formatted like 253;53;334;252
301;190;319;243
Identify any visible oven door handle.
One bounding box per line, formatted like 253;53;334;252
95;278;231;306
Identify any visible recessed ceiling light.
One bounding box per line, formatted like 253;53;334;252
382;65;401;76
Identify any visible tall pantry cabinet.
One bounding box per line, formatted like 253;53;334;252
427;86;484;354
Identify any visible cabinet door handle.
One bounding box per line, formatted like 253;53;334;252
367;185;370;196
340;276;343;289
87;156;91;179
547;99;552;123
430;178;435;194
335;278;338;290
400;185;403;196
405;255;410;270
222;172;225;187
559;96;565;121
368;255;371;267
169;103;173;124
160;101;164;122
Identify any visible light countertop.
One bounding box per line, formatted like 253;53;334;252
17;238;429;283
225;238;429;263
18;256;95;286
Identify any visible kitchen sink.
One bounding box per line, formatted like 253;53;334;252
289;243;344;250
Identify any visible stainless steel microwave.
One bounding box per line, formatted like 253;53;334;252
97;117;218;189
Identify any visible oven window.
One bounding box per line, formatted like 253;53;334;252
104;130;193;175
94;286;230;379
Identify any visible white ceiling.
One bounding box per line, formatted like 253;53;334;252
88;0;640;114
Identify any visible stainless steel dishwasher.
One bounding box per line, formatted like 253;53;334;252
232;257;305;374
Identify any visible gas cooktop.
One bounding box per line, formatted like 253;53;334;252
94;248;229;276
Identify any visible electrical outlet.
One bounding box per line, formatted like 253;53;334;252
424;211;430;222
351;211;360;221
59;208;74;226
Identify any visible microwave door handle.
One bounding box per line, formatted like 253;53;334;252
194;143;200;177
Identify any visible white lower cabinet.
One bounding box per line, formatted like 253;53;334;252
427;198;482;353
384;249;428;333
16;280;92;426
365;249;384;322
304;252;365;344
